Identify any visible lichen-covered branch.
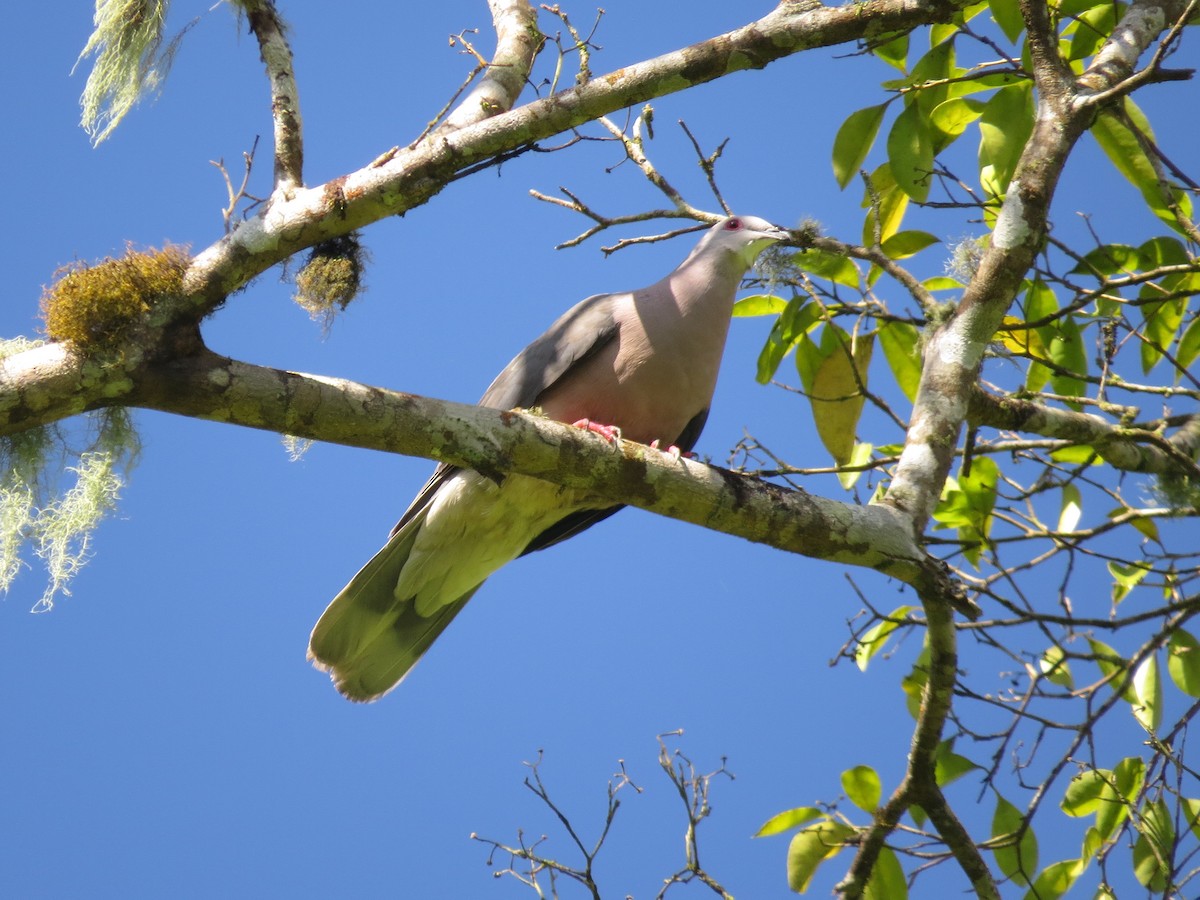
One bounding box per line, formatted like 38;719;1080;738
175;0;971;319
436;0;542;135
237;0;304;193
116;346;953;593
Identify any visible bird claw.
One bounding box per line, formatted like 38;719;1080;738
572;418;622;444
649;439;695;461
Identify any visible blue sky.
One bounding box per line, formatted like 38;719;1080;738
2;3;1197;898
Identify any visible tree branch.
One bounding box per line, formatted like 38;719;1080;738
238;0;304;193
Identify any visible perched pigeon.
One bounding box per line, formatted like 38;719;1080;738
310;215;789;701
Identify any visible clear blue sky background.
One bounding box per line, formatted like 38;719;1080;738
2;3;1197;898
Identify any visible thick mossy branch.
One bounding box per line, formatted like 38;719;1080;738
40;244;189;350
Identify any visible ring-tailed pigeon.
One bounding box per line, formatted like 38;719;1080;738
309;215;789;701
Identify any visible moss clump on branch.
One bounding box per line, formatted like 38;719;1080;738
293;233;369;327
40;244;189;350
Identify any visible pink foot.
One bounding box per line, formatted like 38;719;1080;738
650;439;696;460
572;418;622;443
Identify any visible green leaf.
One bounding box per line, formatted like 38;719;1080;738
855;605;913;671
837;441;874;490
1068;4;1118;61
795;247;860;288
1092;102;1193;236
1108;560;1151;603
901;645;931;719
833;104;888;190
1132;654;1162;733
1140;296;1186;374
808;328;874;467
934;740;979;787
864;846;907;900
992;794;1038;886
841;765;882;813
754;298;820;384
1133;797;1174;891
1041;645;1074;689
732;294;788;317
1183;798;1200;841
887;103;934;202
1168;629;1200;697
862;163;909;245
872;32;909;71
1048;317;1088;406
880;230;939;260
988;0;1024;42
930;97;984;138
787;820;855;893
1057;483;1082;533
1072;243;1140;277
1176;316;1200;374
978;82;1033;197
1022;859;1081;900
1089;638;1137;703
755;806;824;837
1062;769;1109;818
878;320;921;402
1138;235;1189;268
1096;757;1144;840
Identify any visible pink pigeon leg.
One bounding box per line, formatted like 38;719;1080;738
572;418;622;444
649;439;697;460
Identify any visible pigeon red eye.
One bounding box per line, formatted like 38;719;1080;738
724;218;743;231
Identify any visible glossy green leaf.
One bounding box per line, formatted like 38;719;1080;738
887;103;934;202
787;820;855;893
864;846;907;900
1089;638;1137;703
1140;297;1186;374
855;605;913;672
1092;102;1193;236
842;765;882;813
934;740;979;787
988;0;1024;42
1168;629;1200;697
1057;483;1082;533
1096;757;1144;840
902;645;931;719
837;441;874;490
872;32;909;71
930;97;984;138
1138;235;1189;268
833;104;887;189
992;794;1038;886
808;328;874;467
880;230;939;260
1108;560;1151;604
978;82;1033;197
878;320;921;402
1072;243;1139;277
1048;317;1088;406
732;294;788;317
794;247;860;288
1176;316;1200;374
1068;4;1117;61
755;805;824;837
862;164;909;245
1022;859;1081;900
1041;645;1074;689
1132;654;1162;733
1132;797;1173;891
1183;798;1200;841
1062;769;1109;817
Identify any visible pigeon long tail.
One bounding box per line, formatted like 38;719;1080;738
308;514;478;702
